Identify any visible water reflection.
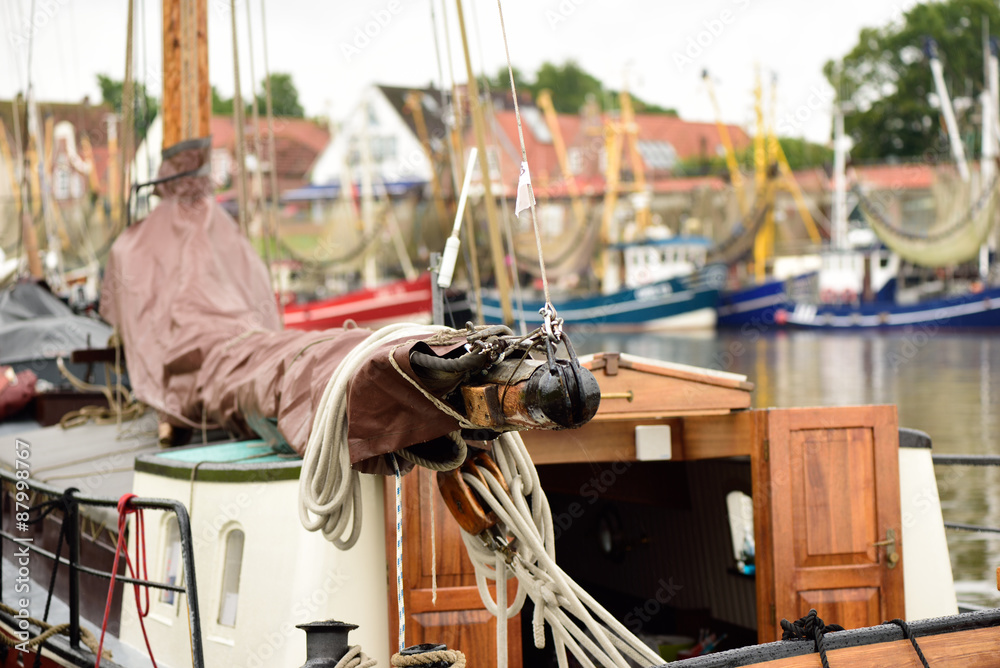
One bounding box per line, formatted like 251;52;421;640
573;329;1000;607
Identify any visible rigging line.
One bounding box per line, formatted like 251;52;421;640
495;1;552;313
25;0;37;94
121;0;136;232
230;0;249;236
469;0;527;335
439;0;461;131
245;0;273;284
260;0;283;303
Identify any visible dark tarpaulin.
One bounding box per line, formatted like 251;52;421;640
100;140;459;472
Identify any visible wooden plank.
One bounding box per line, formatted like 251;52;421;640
684;412;753;460
589;364;751;418
750;410;776;643
521;420;644;464
586;352;752;391
69;348;119;364
757;626;1000;668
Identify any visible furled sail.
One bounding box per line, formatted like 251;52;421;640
855;172;999;267
706;181;776;265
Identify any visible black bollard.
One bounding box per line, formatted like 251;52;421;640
297;620;358;668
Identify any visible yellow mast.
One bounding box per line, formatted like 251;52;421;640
752;69;771;281
405;90;450;233
0;119;18;201
702;70;747;217
617;85;651;234
536;89;587;230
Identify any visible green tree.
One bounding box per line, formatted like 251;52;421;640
96;74;159;143
211;85;233;115
779;138;834;171
531;60;604;113
827;0;1000;160
254;73;304;118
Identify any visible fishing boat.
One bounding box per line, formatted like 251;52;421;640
282;273;434;330
481;240;727;331
720;40;1000;331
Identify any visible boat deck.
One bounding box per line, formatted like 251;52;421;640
0;412;161;526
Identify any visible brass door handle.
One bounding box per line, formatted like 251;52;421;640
601;391;634;402
873;529;899;568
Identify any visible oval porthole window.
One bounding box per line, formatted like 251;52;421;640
217;529;245;627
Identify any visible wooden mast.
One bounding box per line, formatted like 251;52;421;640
162;0;210;149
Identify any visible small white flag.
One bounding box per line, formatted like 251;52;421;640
514;160;535;218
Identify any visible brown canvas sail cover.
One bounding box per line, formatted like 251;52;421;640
100;140;460;472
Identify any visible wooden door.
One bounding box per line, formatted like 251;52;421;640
385;468;521;666
754;406;904;641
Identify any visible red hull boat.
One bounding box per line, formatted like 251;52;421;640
282;274;433;331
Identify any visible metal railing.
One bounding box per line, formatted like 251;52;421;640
933;453;1000;535
0;469;204;668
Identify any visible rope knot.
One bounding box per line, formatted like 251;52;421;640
780;609;844;668
25;487;80;526
116;492;139;516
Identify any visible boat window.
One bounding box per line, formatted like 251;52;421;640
726;491;755;575
217;529;246;627
160;517;183;605
880;256;890;268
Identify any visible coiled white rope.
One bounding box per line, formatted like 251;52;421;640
461;432;663;668
297;323;454;549
297;324;659;667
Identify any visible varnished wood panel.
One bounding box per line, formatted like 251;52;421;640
684;411;753;460
795;428;877;566
760;406;903;642
797;587;879;632
385;468;522;667
755;626;1000;668
409;609;520;666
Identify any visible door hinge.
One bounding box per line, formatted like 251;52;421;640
762;438;770;462
769;603;776;626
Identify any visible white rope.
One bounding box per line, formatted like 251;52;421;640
297;323;453;549
392;453;406;653
335;645;377;668
495;551;508;668
428;468;438;606
461;432;663;668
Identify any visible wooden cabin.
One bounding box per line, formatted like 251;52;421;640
384;351;928;665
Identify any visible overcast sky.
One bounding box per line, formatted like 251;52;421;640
1;0;921;144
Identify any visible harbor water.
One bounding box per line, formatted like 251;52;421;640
573;327;1000;608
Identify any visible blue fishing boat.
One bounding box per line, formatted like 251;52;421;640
481;236;727;330
717;254;1000;329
